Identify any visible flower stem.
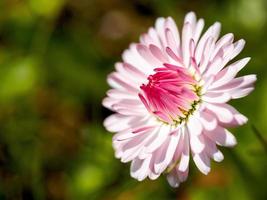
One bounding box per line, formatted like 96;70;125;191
251;125;267;154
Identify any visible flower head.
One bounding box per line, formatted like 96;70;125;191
103;12;256;187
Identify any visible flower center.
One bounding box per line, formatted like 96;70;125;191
139;65;201;125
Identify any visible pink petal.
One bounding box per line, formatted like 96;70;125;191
108;72;139;92
167;170;180;188
210;57;251;89
202;91;231;103
142;125;169;154
193;18;204;43
182;22;192;67
187;114;203;136
149;44;168;62
210;75;256;99
193;152;211;175
184;12;196;28
130;156;151;181
230;39;245;60
204;103;234;123
204;126;237;147
195;22;221;64
165;17;180;50
154;130;180;173
102;97;117;110
136;44;161;66
199;111;218;131
203;135;224;162
155;17;167;47
178;129;190;172
122;44;154;75
210;33;234;60
187;122;205;154
104;114;133;132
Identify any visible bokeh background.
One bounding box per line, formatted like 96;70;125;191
0;0;266;199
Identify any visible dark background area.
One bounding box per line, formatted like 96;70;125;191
0;0;266;199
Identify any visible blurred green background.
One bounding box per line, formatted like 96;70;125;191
0;0;266;199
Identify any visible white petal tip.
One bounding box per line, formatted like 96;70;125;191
202;168;211;175
130;172;146;182
225;133;237;147
149;173;160;180
167;174;180;188
154;164;167;174
236;114;248;125
213;151;224;162
193;155;211;175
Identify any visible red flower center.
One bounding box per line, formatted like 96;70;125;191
139;64;200;124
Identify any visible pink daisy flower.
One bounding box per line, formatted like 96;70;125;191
103;12;256;187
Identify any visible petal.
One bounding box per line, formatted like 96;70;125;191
195;22;221;64
204;103;248;127
193;18;205;43
108;72;139;92
122;44;154;75
136;44;161;66
165;17;181;51
199;111;218;131
193;152;211;175
210;33;234;60
149;44;168;62
154;130;180;173
184;11;197;29
210;57;251;89
130;156;151;181
142;125;170;154
176;167;189;182
167;170;180;188
203;135;224;162
123;62;147;80
102;97;118;110
167;165;189;188
187;121;205;154
212;150;224;162
119;129;156;162
199;37;216;74
230;39;246;60
213;75;257;93
204;103;234;123
202;91;231;103
204;125;237;147
114;125;155;141
107;89;138;100
178;128;190;172
104;114;133;132
115;62;145;85
182;22;192;67
140;27;162;48
231;87;255;99
155;17;167;47
187;113;203;136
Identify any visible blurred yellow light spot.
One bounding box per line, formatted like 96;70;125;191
237;0;266;30
0;58;38;101
73;165;104;194
29;0;65;18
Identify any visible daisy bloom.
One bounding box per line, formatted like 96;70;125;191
103;12;256;187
